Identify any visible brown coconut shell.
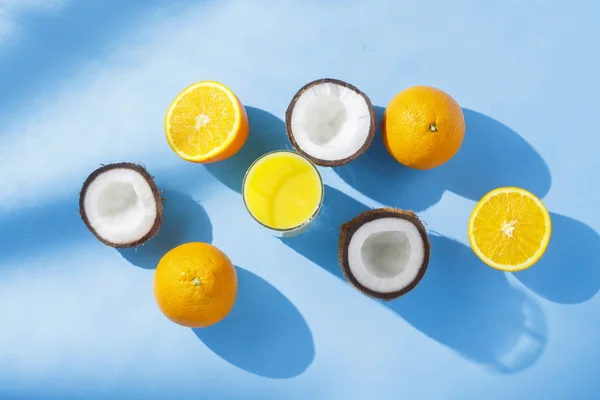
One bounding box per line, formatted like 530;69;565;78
79;162;164;248
338;207;431;301
285;78;376;167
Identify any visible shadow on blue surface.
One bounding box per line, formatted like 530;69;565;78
118;190;212;269
514;213;600;304
334;107;552;211
203;106;600;308
0;198;89;263
204;107;289;193
194;266;315;379
388;234;546;373
281;185;547;373
0;0;199;114
0;162;212;264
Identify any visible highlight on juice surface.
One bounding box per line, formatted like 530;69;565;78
165;81;249;163
243;150;324;237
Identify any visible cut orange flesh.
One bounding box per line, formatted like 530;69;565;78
165;81;249;163
468;187;551;272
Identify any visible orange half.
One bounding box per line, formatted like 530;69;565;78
468;187;552;272
165;81;249;163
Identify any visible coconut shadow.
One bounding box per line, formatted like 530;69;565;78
334;107;552;212
513;213;600;304
204;107;290;193
118;190;213;270
388;233;547;373
194;266;315;379
281;185;547;373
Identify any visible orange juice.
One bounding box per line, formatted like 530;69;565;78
243;151;323;235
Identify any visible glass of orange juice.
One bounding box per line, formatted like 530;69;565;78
243;150;324;237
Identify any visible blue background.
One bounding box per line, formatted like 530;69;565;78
0;0;599;399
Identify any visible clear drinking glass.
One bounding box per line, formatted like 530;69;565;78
242;150;324;237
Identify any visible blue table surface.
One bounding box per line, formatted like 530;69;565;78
1;1;599;399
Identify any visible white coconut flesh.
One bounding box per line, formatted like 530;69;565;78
347;218;426;294
83;168;158;246
290;82;372;162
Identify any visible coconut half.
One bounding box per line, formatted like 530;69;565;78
285;78;376;166
339;208;431;300
79;163;163;248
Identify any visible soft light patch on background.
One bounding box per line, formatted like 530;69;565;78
0;0;68;47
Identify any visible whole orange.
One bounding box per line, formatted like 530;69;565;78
382;86;465;170
154;242;237;328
